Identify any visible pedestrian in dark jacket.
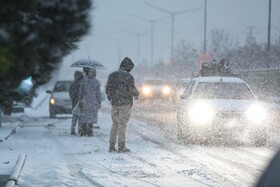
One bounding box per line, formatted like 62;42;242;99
106;57;139;153
78;68;102;136
69;70;84;135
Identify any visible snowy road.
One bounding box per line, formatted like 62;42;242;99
2;99;279;187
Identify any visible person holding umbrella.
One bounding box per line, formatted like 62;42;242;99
78;67;102;136
106;57;139;153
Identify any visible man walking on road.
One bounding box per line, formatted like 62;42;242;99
106;57;139;153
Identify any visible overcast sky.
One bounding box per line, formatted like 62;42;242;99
60;0;280;81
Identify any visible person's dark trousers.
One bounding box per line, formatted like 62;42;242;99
86;123;93;136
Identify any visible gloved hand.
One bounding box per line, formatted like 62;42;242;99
79;101;83;108
107;96;111;101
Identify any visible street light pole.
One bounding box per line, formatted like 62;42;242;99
267;0;271;51
123;30;149;65
145;2;202;59
204;0;207;54
130;14;166;66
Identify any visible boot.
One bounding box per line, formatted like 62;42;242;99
79;124;87;136
118;142;130;153
109;142;117;152
109;146;117;152
87;123;93;137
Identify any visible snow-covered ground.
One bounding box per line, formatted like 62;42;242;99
1;86;280;187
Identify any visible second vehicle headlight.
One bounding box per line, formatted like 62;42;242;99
142;86;152;95
189;101;215;124
162;86;171;95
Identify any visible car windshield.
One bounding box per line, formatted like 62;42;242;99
177;81;191;89
53;81;72;92
145;80;164;85
194;82;255;100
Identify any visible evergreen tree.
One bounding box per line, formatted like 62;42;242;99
0;0;92;114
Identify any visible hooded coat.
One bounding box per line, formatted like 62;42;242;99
78;68;102;125
69;71;84;108
106;57;139;106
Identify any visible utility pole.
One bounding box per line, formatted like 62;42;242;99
97;35;130;63
123;30;149;65
204;0;207;54
267;0;272;51
130;14;166;66
145;2;201;59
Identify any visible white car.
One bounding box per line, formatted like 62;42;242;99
46;80;73;118
177;76;268;145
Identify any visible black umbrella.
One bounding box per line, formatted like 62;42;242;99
70;58;106;69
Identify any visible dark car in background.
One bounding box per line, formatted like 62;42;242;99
46;80;73;118
139;79;175;101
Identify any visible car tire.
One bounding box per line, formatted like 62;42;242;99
177;124;184;140
49;110;56;118
177;112;190;141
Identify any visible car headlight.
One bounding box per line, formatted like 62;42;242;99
142;86;152;95
245;103;266;124
162;86;171;95
189;101;215;124
50;98;55;105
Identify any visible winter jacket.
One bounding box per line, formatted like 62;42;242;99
69;71;84;108
106;57;139;106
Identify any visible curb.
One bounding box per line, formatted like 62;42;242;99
5;154;27;187
0;122;23;142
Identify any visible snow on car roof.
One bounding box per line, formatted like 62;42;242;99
194;76;245;83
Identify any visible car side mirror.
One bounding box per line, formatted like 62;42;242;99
46;90;52;94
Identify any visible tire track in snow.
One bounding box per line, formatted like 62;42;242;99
45;121;103;187
129;119;269;187
67;164;104;187
97;135;211;187
48;119;160;187
131;127;234;187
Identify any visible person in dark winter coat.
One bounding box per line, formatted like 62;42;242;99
106;57;139;153
69;70;84;135
78;68;102;136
